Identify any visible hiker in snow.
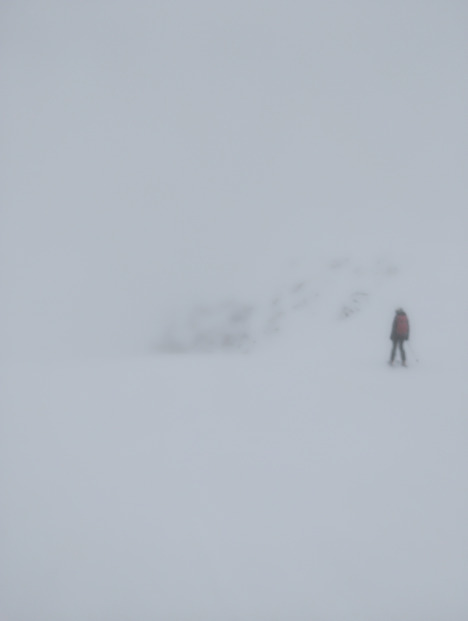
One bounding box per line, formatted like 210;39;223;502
390;308;409;366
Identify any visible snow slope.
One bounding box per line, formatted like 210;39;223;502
2;249;468;621
2;2;468;621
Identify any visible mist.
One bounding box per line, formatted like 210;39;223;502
2;1;467;359
2;6;468;619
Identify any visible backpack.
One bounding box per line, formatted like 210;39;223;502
395;313;409;337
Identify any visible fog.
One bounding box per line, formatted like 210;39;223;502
1;6;468;618
2;1;467;359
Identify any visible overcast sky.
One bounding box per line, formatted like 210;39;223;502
1;1;467;358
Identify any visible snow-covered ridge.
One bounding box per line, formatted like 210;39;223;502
155;257;399;353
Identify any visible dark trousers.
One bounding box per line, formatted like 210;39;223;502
390;338;406;363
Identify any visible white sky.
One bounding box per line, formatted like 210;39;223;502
1;1;467;358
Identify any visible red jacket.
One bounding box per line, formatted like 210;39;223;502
391;311;409;341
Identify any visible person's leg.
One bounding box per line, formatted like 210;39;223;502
399;339;406;364
390;340;397;363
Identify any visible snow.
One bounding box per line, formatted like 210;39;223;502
1;2;468;620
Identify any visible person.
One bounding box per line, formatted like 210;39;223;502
389;308;409;366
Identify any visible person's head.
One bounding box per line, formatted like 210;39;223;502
396;307;404;314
